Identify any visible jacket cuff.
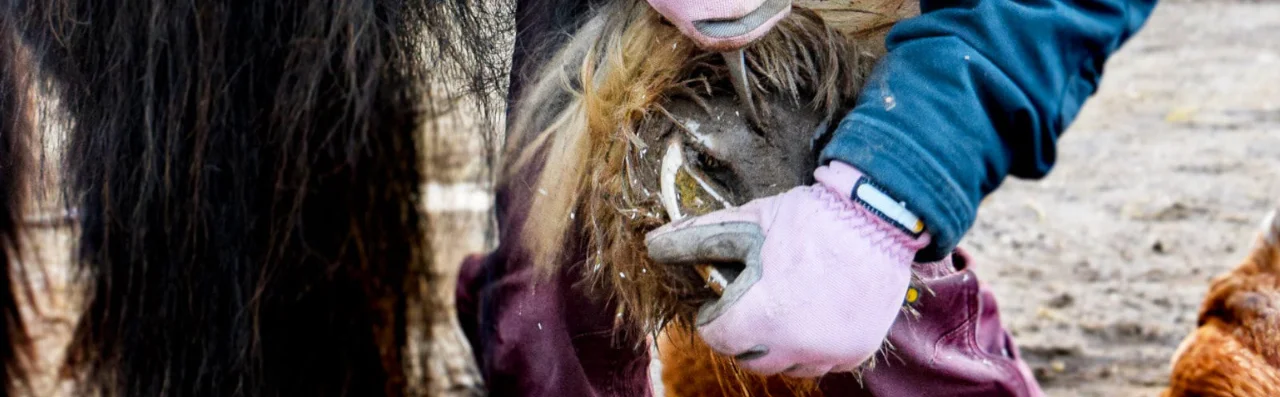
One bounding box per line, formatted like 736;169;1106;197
819;116;974;262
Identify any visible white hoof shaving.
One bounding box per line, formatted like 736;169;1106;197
660;139;685;221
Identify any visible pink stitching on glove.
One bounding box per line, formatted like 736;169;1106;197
645;161;930;377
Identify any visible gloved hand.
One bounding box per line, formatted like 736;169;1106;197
645;161;931;377
644;0;791;51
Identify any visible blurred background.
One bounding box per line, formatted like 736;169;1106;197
15;0;1280;396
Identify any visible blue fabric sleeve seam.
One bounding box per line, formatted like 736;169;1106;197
1049;2;1138;133
829;116;974;249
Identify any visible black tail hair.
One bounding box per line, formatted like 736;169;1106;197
4;0;507;395
0;4;33;396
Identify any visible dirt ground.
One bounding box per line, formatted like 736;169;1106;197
14;0;1280;396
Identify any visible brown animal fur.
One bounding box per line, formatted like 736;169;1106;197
796;0;918;54
505;0;886;339
1163;209;1280;397
504;0;916;394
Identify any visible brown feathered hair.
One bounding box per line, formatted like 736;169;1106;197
501;0;924;393
1164;209;1280;397
504;0;873;334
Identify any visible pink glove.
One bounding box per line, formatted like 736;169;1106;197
644;0;791;51
645;161;931;377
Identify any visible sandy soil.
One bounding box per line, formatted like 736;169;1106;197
13;0;1280;396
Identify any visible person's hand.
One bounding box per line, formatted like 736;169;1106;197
644;161;930;377
644;0;791;51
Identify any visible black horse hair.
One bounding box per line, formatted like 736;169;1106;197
1;0;511;395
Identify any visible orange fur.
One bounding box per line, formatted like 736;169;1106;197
659;324;821;397
1164;211;1280;396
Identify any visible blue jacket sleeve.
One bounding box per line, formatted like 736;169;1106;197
819;0;1157;261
